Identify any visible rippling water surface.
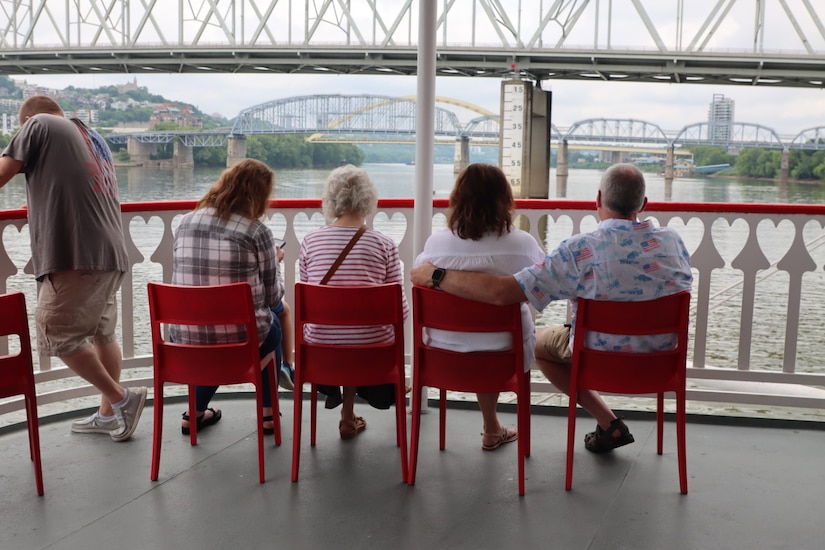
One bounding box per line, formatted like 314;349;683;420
2;164;825;373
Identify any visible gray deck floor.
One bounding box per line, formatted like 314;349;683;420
1;395;823;550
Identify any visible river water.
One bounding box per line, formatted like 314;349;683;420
2;163;825;375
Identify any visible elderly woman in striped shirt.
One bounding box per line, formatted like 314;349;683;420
298;165;409;439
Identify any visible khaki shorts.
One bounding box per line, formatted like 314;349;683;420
538;324;572;364
35;270;125;357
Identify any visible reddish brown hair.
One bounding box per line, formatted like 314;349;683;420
447;163;514;240
196;159;275;220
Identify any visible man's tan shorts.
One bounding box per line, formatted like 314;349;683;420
35;270;125;357
538;324;573;364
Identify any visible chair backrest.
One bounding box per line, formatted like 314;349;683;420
0;292;36;398
293;282;404;387
412;286;524;393
147;282;262;386
571;291;691;394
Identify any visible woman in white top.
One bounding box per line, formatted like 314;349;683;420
414;163;545;451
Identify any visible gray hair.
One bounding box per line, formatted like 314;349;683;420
322;165;378;221
599;163;646;217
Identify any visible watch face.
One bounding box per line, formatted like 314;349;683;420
432;268;445;287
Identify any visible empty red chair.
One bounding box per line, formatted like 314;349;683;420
291;282;407;483
0;291;44;495
409;286;530;495
566;291;691;494
148;282;280;483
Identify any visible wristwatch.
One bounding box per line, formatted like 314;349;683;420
431;267;446;290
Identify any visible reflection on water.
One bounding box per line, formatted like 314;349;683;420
2;164;825;373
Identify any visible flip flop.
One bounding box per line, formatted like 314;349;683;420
481;427;518;451
339;416;367;440
181;407;222;435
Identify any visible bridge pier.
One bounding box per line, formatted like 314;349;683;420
453;136;470;175
780;149;790;181
664;146;674;190
555;140;569;197
127;137;156;165
173;141;194;168
226;135;248;167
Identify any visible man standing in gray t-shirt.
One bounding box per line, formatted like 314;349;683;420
0;96;147;442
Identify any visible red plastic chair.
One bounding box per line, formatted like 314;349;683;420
148;282;280;483
409;286;530;495
566;291;691;494
0;292;44;496
291;282;407;483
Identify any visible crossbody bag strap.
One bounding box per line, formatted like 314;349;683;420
319;225;367;285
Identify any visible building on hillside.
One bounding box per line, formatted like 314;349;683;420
708;93;735;144
150;103;202;128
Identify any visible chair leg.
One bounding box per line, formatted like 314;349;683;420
265;358;282;447
151;389;163;481
188;390;198;446
310;384;318;447
291;379;303;482
657;392;664;455
677;391;688;494
395;381;409;483
25;394;44;496
255;392;266;483
408;382;422;486
438;389;446;450
565;398;577;491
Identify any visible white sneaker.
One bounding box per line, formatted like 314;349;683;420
71;412;119;434
110;387;147;442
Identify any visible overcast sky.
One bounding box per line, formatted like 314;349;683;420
18;72;824;138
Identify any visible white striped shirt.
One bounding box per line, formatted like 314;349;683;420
299;225;409;344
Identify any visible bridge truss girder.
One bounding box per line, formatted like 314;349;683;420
231;95;463;138
1;1;824;89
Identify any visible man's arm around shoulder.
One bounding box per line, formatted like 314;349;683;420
410;262;526;305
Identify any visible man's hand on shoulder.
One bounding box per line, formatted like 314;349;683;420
410;262;436;288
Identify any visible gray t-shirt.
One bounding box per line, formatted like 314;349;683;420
1;114;128;279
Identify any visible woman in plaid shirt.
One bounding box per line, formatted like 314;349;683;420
171;159;285;435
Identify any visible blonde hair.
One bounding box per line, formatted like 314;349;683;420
196;159;275;220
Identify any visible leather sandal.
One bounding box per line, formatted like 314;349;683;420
481;427;518;451
584;417;635;453
339;416;367;440
181;407;222;435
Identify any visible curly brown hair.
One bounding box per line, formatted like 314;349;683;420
447;163;514;240
196;159;275;220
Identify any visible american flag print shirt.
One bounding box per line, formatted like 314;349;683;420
514;217;693;352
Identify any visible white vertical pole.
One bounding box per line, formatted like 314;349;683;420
414;0;436;258
413;0;437;412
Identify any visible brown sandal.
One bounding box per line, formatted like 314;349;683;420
481;427;518;451
339;416;367;440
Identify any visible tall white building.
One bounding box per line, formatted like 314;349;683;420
708;93;735;143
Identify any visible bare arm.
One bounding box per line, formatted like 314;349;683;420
410;262;526;306
0;156;24;189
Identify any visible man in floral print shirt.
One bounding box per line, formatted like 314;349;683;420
411;163;693;453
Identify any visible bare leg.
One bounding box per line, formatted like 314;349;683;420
60;345;125;407
94;341;122;416
535;328;618;433
341;386;358;422
477;392;504;434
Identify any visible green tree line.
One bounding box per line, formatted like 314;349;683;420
687;145;825;181
127;132;364;168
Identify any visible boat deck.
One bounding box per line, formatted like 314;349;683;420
1;395;823;550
